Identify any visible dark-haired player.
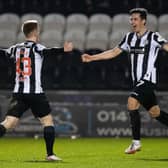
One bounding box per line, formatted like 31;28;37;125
82;8;168;154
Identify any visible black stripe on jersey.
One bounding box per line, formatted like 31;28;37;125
34;45;42;56
133;38;141;83
30;43;36;93
10;47;14;56
142;31;153;79
11;47;17;61
127;33;134;46
13;47;17;57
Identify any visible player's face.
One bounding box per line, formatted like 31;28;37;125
129;13;146;33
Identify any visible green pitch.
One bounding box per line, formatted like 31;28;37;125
0;137;168;168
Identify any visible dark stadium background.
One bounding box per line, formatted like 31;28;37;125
0;0;168;90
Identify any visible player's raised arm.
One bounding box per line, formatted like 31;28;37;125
82;47;123;63
42;41;73;56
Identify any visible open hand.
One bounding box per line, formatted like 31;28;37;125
64;41;73;52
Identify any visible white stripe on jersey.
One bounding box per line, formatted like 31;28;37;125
136;53;144;81
34;48;43;93
130;54;135;82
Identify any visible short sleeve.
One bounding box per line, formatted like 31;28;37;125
118;33;130;52
6;45;15;58
153;32;168;48
36;43;46;51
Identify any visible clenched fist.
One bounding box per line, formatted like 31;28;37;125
81;54;93;62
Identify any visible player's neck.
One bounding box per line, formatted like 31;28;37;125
25;36;37;43
136;27;148;37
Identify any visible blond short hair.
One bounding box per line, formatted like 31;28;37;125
22;20;38;37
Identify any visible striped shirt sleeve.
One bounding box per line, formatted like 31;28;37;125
153;32;168;48
118;33;130;52
6;45;17;58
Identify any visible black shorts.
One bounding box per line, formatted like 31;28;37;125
7;93;51;118
130;80;157;110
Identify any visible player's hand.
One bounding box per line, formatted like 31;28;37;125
64;41;73;52
81;54;93;62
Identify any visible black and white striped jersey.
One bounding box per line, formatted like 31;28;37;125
118;31;167;85
5;41;64;94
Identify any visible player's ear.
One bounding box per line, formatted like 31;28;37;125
142;19;146;25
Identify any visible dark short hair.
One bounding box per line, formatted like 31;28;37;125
22;20;38;37
129;8;148;20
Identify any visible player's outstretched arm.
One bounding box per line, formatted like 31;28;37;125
82;47;122;63
43;41;73;56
